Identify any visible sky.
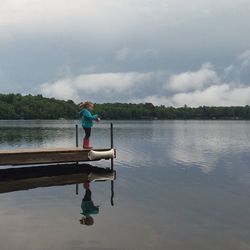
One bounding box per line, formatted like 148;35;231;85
0;0;250;106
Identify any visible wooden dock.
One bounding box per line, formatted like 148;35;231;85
0;147;115;166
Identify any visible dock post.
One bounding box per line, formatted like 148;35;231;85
110;123;114;171
75;124;79;147
110;123;114;206
75;124;79;195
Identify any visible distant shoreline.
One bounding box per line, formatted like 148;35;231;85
1;93;250;120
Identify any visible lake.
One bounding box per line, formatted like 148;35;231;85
0;120;250;250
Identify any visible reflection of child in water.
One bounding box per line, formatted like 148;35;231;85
79;181;99;226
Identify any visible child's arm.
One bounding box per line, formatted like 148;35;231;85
83;109;98;120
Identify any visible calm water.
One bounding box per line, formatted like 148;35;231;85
0;120;250;250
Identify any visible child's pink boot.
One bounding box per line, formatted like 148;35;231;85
86;138;93;149
83;138;92;149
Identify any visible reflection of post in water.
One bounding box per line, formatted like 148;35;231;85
111;180;114;206
80;181;99;226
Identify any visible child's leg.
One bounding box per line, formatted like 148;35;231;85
83;127;92;148
84;127;91;139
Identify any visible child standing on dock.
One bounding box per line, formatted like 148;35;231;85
79;101;100;149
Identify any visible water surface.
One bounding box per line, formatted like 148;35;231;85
0;120;250;250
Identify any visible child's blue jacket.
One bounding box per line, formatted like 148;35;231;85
80;108;98;128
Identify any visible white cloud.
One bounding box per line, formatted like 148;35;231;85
1;0;249;45
135;84;250;107
171;84;250;107
166;63;220;92
221;49;250;84
238;50;250;62
133;56;250;107
238;50;250;69
41;53;250;107
1;0;250;90
40;72;153;101
224;64;236;76
40;80;77;101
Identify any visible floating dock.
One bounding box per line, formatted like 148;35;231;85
0;147;115;166
0;123;116;167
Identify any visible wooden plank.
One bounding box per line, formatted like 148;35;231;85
0;147;108;154
0;147;114;165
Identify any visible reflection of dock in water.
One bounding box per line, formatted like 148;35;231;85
0;164;115;194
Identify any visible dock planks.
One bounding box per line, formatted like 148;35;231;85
0;147;113;165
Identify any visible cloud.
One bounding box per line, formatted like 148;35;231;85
40;72;154;102
171;84;250;107
40;50;250;107
133;54;250;107
134;84;250;107
223;50;250;83
0;0;170;38
1;0;250;90
238;50;250;62
40;81;78;101
238;50;250;69
166;63;219;92
135;84;250;107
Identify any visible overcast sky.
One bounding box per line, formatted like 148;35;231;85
0;0;250;106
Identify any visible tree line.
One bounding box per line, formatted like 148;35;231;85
0;94;77;119
1;93;250;120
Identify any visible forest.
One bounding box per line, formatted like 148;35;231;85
1;93;250;120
